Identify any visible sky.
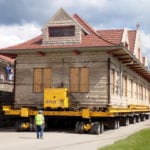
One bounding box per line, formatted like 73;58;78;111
0;0;150;61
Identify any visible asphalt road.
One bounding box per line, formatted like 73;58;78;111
0;120;149;150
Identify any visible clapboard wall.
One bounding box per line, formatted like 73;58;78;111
14;50;109;109
14;50;150;110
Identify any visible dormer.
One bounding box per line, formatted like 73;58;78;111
41;8;82;45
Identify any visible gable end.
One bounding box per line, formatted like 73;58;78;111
41;8;82;45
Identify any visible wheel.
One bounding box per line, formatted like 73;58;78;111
78;122;84;134
133;117;136;124
130;117;136;124
88;123;94;134
125;117;129;126
16;121;22;132
145;115;149;120
75;121;80;133
110;119;119;129
136;116;140;122
117;120;120;129
100;122;104;133
93;122;101;135
121;117;129;126
140;115;145;121
29;123;36;132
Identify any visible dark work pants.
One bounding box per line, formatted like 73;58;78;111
36;125;44;139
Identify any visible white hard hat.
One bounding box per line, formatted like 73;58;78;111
38;110;43;114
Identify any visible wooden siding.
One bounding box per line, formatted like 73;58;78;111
14;50;150;109
33;68;42;92
109;55;150;108
14;51;109;109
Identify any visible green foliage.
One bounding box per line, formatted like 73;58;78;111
98;128;150;150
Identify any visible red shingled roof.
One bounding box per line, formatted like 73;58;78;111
1;34;116;51
73;14;96;35
0;11;149;81
0;14;120;51
0;13;139;54
0;55;15;64
97;29;124;45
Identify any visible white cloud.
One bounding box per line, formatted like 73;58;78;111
0;23;41;48
0;22;149;60
141;31;150;60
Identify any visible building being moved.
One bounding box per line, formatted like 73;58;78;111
0;8;150;109
0;8;150;133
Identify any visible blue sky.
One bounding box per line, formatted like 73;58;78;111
0;0;150;60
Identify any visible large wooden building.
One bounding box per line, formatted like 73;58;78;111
0;8;150;110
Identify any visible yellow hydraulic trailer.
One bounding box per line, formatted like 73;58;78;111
3;104;150;118
2;88;150;134
3;106;115;118
2;105;150;134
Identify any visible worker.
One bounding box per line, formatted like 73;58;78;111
35;110;45;139
5;64;11;81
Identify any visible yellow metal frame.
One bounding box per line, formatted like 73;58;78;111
21;122;30;129
108;105;150;113
2;105;150;119
83;123;91;131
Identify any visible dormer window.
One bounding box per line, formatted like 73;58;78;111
49;26;75;37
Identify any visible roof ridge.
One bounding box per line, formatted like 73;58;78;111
73;14;118;46
128;29;137;32
97;29;124;31
73;13;96;34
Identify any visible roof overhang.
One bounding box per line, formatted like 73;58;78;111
0;45;121;55
0;45;149;82
107;47;150;82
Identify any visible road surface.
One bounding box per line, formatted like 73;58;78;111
0;120;149;150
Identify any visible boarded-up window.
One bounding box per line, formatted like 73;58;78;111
70;68;79;92
136;82;138;100
70;67;89;92
43;68;51;88
122;75;127;97
33;68;51;92
141;85;143;100
148;89;150;103
131;79;133;98
110;69;115;94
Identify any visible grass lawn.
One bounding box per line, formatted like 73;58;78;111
98;128;150;150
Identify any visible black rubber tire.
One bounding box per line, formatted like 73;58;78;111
75;121;80;133
93;122;101;135
78;122;84;134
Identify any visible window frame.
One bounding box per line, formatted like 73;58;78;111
48;26;75;37
70;67;89;93
33;68;51;93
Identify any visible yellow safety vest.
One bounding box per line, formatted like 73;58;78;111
35;114;44;125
